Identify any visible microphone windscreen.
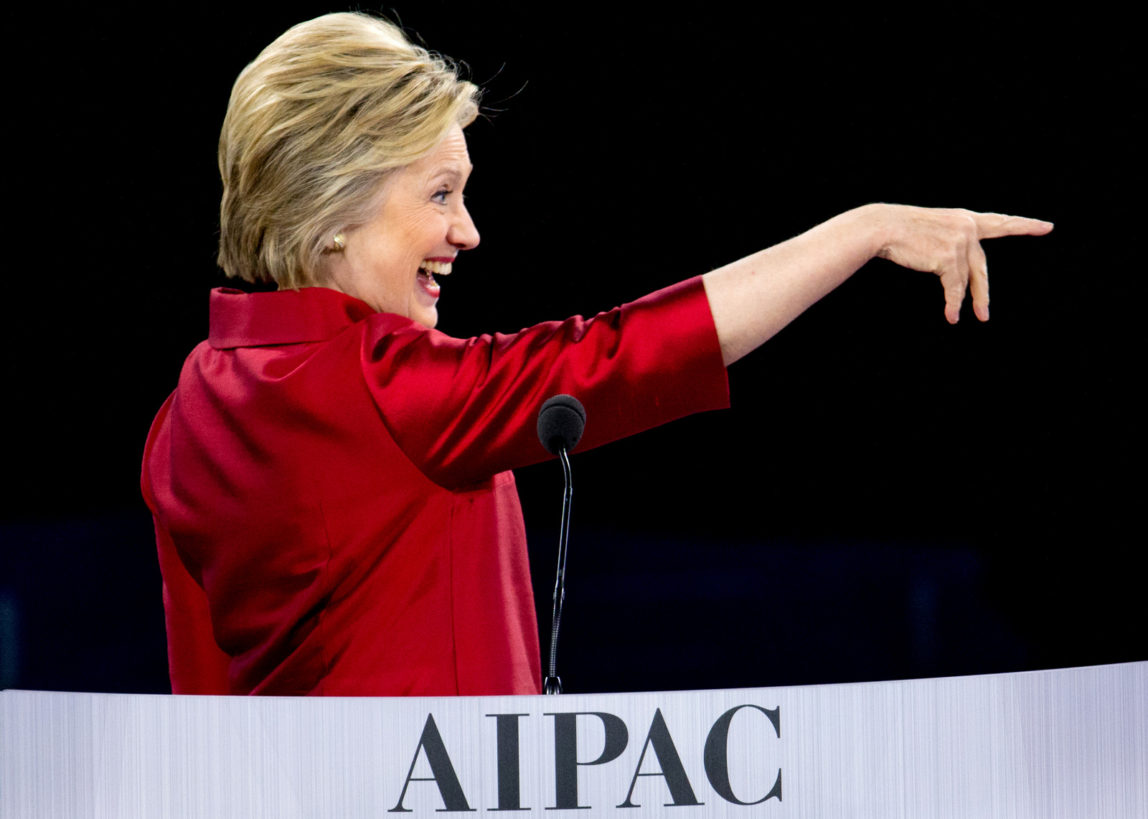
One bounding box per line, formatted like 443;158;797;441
537;394;586;455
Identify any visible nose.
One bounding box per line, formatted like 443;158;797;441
449;203;480;251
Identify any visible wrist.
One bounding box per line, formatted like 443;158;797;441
847;203;895;260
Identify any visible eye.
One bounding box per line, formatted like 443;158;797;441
431;187;452;204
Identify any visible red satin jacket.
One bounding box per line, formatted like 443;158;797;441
142;278;728;696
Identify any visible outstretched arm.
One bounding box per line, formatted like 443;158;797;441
702;203;1054;366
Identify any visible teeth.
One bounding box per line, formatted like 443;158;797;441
419;260;452;275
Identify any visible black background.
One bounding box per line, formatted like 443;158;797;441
2;4;1142;694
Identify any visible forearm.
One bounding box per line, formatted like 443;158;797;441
702;205;885;366
702;203;1053;365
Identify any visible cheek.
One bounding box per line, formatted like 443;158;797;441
407;213;447;252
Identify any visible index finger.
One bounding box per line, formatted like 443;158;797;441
972;211;1055;239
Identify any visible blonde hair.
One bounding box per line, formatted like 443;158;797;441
217;12;479;287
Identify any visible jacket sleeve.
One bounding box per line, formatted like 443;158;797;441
360;276;730;489
156;520;233;693
142;394;232;694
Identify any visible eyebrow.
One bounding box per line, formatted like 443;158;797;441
426;165;472;187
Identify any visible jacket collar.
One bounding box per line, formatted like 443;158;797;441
208;287;379;349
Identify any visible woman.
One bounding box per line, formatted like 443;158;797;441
142;12;1051;697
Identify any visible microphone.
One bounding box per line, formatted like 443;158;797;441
537;394;586;695
537;394;586;455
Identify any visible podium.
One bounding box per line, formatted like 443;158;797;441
2;662;1144;817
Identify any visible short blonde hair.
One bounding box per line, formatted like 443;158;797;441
218;12;479;288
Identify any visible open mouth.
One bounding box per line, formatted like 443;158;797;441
419;260;452;275
418;260;451;297
417;265;442;296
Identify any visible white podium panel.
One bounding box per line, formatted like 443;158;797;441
2;662;1144;818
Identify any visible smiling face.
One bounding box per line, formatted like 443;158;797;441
319;125;479;327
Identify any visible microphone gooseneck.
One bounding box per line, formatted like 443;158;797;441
537;394;585;695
